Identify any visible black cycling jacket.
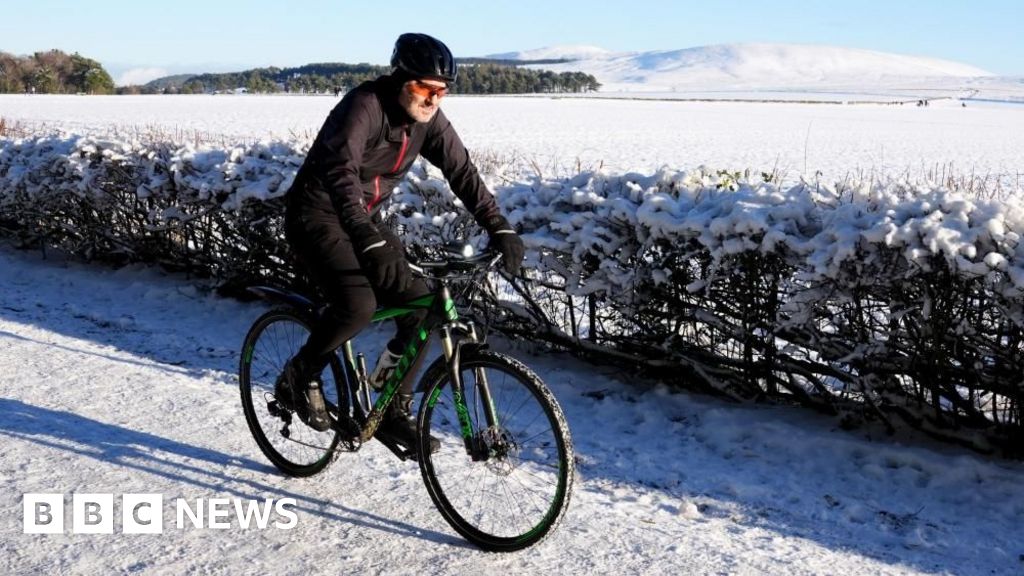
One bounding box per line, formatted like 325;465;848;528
285;74;502;251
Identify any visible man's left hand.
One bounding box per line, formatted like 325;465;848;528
484;215;525;276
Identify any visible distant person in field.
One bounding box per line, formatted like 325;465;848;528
278;33;524;447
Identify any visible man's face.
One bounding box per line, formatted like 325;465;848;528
398;79;448;123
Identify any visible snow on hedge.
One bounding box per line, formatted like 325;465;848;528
393;157;1024;308
3;130;1022;298
2;130;1022;452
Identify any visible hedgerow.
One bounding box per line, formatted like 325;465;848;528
2;131;1021;454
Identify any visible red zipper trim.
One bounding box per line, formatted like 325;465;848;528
370;176;381;212
390;130;410;172
367;130;409;213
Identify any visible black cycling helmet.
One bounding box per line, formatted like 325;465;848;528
390;33;458;83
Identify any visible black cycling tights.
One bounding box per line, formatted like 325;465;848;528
286;212;429;395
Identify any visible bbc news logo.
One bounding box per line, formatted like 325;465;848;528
23;493;298;534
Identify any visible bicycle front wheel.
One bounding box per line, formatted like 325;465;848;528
239;309;348;477
417;350;574;552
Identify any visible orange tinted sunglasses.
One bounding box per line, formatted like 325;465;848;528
407;80;449;99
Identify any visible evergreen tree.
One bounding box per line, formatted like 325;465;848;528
180;79;205;94
30;67;59;93
0;49;116;94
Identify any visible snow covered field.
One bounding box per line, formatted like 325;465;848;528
3;94;1024;189
3;92;1024;574
2;248;1024;575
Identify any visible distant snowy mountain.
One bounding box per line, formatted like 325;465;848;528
491;43;997;95
486;45;614;62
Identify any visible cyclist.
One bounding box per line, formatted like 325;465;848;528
279;33;524;448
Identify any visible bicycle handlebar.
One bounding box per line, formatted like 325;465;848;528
407;243;503;280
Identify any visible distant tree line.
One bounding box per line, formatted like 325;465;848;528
457;64;600;94
0;50;115;94
0;50;600;96
119;60;600;95
174;63;387;95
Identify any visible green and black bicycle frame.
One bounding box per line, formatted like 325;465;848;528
341;283;501;460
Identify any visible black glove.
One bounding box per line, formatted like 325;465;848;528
361;244;412;292
483;215;525;276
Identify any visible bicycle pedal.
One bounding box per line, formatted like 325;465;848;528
375;435;417;462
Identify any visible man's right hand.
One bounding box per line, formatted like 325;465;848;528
361;243;412;293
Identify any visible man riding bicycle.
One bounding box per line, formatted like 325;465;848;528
279;33;524;448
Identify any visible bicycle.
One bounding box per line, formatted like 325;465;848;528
238;243;575;552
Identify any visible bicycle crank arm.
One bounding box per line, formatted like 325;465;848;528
359;407;384;443
375;435;417;462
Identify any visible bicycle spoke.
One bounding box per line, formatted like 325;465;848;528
418;351;574;551
240;310;344;477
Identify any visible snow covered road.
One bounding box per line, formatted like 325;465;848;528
1;247;1022;575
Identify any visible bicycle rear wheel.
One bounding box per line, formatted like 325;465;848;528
239;309;349;477
417;350;574;551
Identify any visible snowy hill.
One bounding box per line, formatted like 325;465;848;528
489;43;1010;99
487;45;614;62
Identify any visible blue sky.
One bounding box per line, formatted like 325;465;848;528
3;0;1021;84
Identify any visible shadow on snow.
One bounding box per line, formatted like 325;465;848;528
0;398;467;549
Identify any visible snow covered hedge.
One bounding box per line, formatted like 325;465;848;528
0;133;301;284
1;132;1022;455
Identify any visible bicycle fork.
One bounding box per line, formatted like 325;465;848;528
439;323;502;461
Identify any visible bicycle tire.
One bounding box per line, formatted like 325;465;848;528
416;350;574;551
239;308;349;477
